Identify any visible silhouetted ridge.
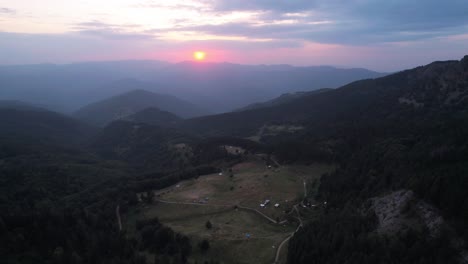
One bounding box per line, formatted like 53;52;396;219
180;55;468;137
74;89;207;126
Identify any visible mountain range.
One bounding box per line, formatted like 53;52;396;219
0;61;386;114
180;56;468;137
74;89;206;126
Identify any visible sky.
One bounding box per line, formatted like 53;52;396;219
0;0;467;71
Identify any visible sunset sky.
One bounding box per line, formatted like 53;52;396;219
1;0;467;71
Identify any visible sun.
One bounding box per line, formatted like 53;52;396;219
194;51;206;61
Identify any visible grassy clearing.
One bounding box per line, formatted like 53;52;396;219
138;203;294;264
158;160;333;220
133;159;335;263
143;202;232;223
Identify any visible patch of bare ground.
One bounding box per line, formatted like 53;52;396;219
370;190;418;235
370;189;468;263
370;190;445;236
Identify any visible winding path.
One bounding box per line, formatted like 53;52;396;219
273;180;306;264
237;205;278;224
274;234;293;263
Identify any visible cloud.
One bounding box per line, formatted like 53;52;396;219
133;1;209;12
205;0;318;13
193;0;468;45
0;7;16;15
75;29;155;40
1;0;467;70
0;31;158;64
0;31;300;65
1;30;467;71
72;20;156;40
180;38;304;49
170;21;462;46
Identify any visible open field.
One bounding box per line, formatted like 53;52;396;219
156;160;333;220
137;202;294;264
132;159;335;263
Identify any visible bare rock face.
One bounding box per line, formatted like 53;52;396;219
370;189;445;237
414;200;445;237
370;190;416;235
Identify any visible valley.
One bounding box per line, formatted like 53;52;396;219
127;157;334;264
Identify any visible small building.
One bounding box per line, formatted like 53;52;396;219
274;203;280;208
260;204;265;207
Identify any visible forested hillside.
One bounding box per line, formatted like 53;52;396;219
285;57;468;263
0;108;223;263
74;89;208;126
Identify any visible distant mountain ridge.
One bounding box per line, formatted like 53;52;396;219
180;55;468;137
236;88;333;111
150;62;387;112
0;60;386;113
0;100;46;111
74;89;207;126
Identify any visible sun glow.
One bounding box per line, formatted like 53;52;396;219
194;51;206;61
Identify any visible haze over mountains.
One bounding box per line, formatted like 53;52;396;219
0;61;386;114
236;88;333;112
181;56;468;137
122;108;182;127
74;89;204;126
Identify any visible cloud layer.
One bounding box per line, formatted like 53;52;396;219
192;0;468;44
0;7;15;14
0;0;467;70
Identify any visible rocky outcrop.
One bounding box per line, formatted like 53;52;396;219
370;189;444;237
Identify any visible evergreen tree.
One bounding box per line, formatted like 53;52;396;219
199;240;210;253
